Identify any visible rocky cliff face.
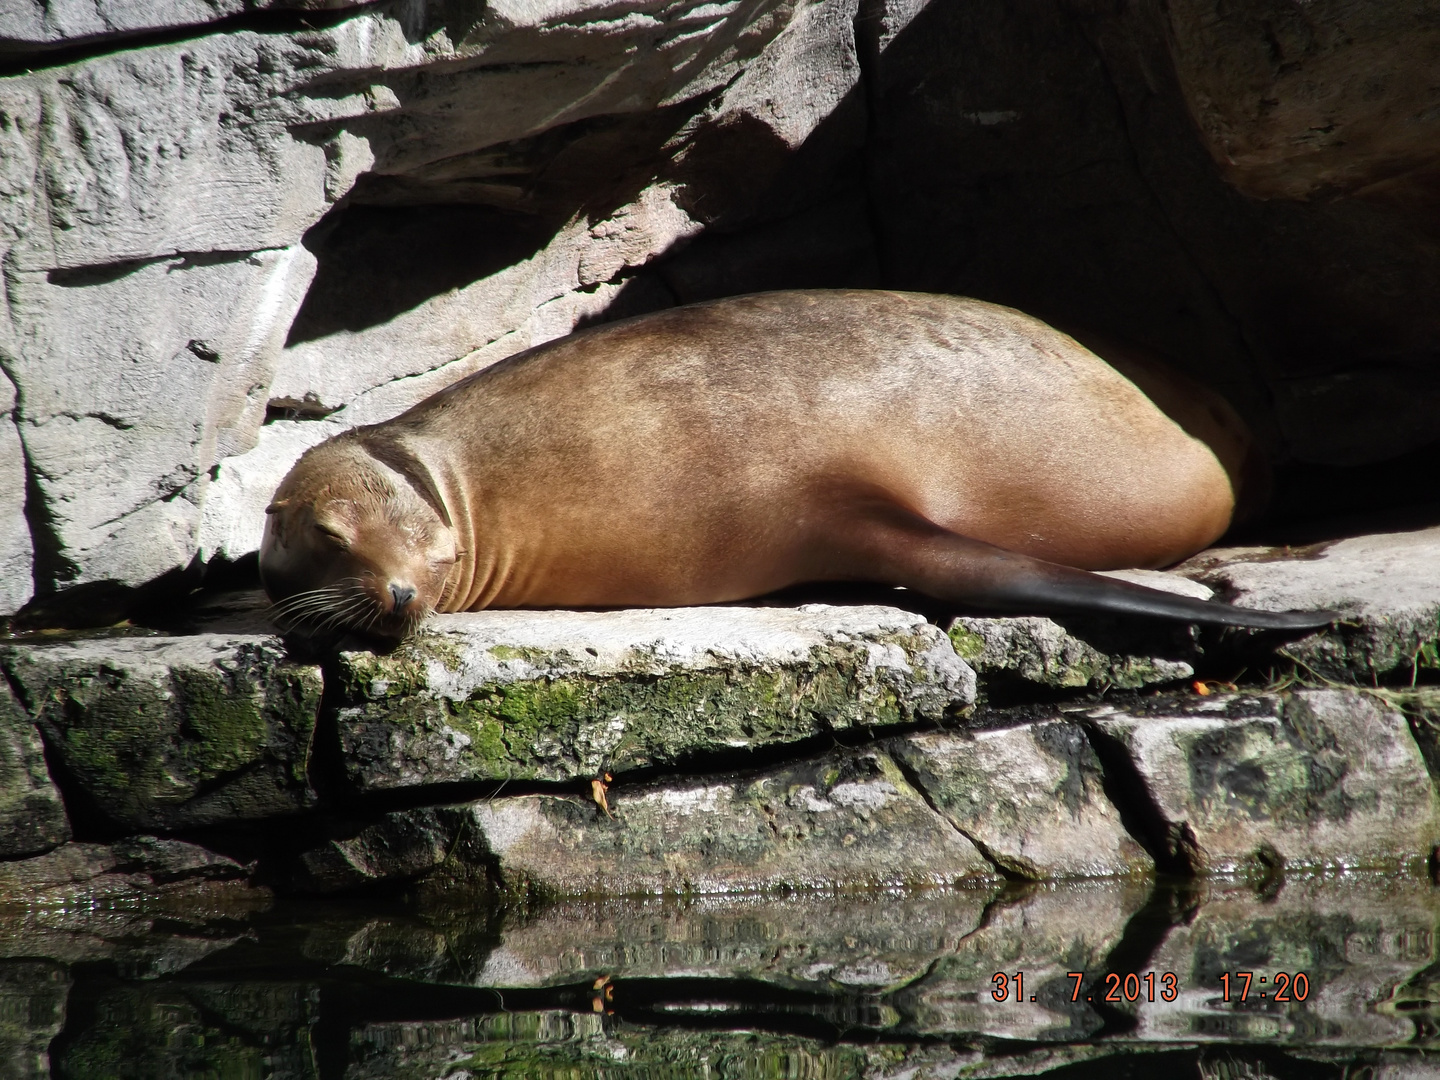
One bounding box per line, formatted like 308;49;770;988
0;0;1436;614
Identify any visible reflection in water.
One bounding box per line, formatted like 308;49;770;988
6;874;1440;1077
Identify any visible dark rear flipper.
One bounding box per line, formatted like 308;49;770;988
866;520;1340;630
996;568;1339;630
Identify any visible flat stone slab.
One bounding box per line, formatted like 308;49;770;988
1083;688;1440;875
1177;524;1440;680
888;725;1151;879
336;606;975;791
0;680;68;859
1;634;321;830
465;744;998;896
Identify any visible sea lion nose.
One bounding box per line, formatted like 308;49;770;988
390;583;417;612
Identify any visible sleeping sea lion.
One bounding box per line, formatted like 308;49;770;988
259;289;1335;639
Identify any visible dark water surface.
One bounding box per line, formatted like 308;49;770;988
7;874;1440;1078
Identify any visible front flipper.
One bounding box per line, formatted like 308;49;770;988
847;513;1337;630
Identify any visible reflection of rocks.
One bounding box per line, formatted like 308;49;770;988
336;606;974;790
0;960;67;1080
888;882;1147;1042
476;890;993;991
53;980;316;1080
0;837;268;910
347;1015;871;1080
2;634;321;830
1135;877;1440;1049
0;907;243;978
466;744;997;896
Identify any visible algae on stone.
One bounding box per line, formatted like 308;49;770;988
888;724;1153;879
336;606;976;790
1085;689;1440;875
0;680;69;859
1;635;321;830
949;616;1194;692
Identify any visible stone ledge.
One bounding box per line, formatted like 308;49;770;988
1;634;321;831
336;605;975;790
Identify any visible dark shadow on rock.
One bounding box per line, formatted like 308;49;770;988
285;204;554;345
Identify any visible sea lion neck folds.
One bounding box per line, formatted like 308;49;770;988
259;289;1338;639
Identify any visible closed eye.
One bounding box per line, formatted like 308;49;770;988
314;523;350;548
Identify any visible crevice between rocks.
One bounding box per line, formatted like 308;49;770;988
1080;720;1199;878
14;422;78;601
885;744;1026;881
852;0;894;287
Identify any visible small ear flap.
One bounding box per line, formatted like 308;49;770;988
265;499;291;515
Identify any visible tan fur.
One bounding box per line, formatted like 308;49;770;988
261;290;1305;638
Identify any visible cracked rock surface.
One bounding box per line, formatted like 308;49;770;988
336;605;974;790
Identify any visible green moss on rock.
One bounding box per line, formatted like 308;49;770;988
337;612;973;790
1;639;322;830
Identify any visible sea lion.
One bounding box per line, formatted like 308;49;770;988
259;289;1335;639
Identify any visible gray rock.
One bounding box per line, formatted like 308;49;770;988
0;376;32;615
336;605;974;791
948;615;1196;693
289;806;467;894
196;416;342;562
1176;526;1440;681
7;245;315;589
1085;688;1440;875
2;633;321;830
888;726;1151;880
0;679;68;860
0;960;67;1080
0;836;268;909
0;1;371;52
1164;0;1440;204
465;744;997;896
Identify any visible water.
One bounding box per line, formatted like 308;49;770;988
7;873;1439;1077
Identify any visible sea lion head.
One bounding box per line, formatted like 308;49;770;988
259;430;458;640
